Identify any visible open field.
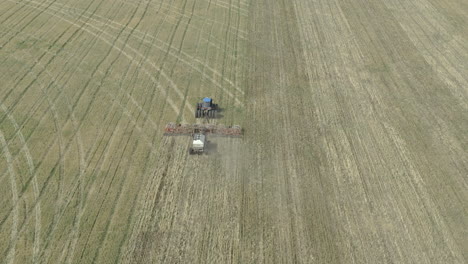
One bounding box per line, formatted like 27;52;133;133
0;0;467;263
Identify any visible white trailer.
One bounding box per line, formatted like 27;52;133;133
189;133;206;154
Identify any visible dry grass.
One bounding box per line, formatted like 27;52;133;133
0;0;466;263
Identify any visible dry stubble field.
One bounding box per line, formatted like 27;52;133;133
0;0;467;263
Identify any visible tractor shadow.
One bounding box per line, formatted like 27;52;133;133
214;107;225;119
214;113;225;119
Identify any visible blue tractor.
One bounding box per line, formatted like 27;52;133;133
195;97;218;118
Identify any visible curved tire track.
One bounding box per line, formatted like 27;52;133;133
11;0;246;103
0;104;42;264
0;130;18;264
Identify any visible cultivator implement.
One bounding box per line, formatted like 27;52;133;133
163;123;242;137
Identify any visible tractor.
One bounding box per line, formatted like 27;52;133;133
195;97;218;118
164;97;242;155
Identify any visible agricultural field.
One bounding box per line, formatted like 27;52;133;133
0;0;467;263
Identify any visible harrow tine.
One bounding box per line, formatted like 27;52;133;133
163;123;242;137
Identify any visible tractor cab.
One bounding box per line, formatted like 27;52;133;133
202;97;213;108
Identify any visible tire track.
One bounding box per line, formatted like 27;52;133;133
0;0;109;194
168;0;198;122
0;34;168;254
0;92;56;218
94;0;250;96
0;0;105;140
113;89;167;263
38;0;250;65
0;0;61;49
0;0;27;25
59;59;168;262
222;0;244;123
82;91;149;263
25;67;68;264
0;0;104;199
58;0;151;153
0;103;42;263
26;5;177;260
10;47;90;263
0;0;157;217
15;0;246;102
0;130;18;264
137;0;194;120
211;0;225;103
0;94;48;194
0;0;113;258
227;0;244;124
18;1;146;261
0;44;154;262
76;118;136;263
91;29;166;263
235;0;247;98
218;0;233;104
0;56;80;264
0;0;73;100
36;97;129;263
45;107;126;263
1;0;245;260
125;0;249;37
2;0;183;144
111;2;186;260
174;0;214;122
5;0;187;117
214;0;249;17
67;0;200;113
0;0;52;41
66;0;157;261
0;0;71;71
194;0;218;107
120;137;188;263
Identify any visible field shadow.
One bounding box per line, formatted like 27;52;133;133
205;141;218;155
214;113;225;119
